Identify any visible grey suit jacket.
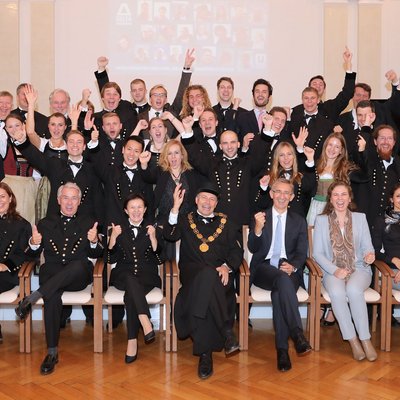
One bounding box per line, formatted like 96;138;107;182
312;212;373;276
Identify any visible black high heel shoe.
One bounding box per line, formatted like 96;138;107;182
144;330;155;344
125;345;138;363
322;307;336;326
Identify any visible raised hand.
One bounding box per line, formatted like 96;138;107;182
139;150;151;167
259;174;270;188
87;222;98;243
182;115;194;132
385;69;398;84
110;223;122;240
172;183;185;212
184;48;195;69
262;113;273;131
303;146;315;162
97;56;109;72
242;133;255;150
343;46;352;70
31;224;42;246
292;126;308;148
232;97;241;110
23;85;38;106
84;109;95;130
254;211;266;235
146;225;156;241
91;125;99;142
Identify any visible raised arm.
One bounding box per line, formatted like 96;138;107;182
24;86;42;149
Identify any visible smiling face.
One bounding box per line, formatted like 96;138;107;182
58;186;81;217
325;137;343;160
219;131;239;158
374;127;395;159
309;78;325;98
199;110;218;137
50;91;69;114
66;132;86;159
269;181;294;213
122;139;143;167
391;187;400;212
253;84;270;108
188;89;204;109
5;116;24;138
102;115;122;140
352;86;370;108
195;192;218;217
278;145;294;170
102;87;121;111
356;106;373;127
217;80;233;103
48;116;67;140
270;111;287;134
0;188;12;215
0;95;13;119
125;197;146;224
330;185;351;214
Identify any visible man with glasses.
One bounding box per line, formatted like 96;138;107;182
248;178;311;372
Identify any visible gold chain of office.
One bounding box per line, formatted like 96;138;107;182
187;212;227;252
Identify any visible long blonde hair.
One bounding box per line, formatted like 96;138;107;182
180;85;212;118
158;139;192;173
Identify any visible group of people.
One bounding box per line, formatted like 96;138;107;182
1;47;400;378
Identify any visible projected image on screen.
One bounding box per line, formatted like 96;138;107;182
110;0;268;73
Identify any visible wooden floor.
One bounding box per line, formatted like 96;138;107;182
0;319;399;400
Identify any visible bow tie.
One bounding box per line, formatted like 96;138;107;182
196;213;214;224
223;157;236;167
123;166;138;173
108;137;120;144
0;119;5;124
67;159;82;168
61;214;76;222
204;136;217;143
304;113;316;121
0;214;7;220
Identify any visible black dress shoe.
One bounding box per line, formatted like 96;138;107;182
144;330;155;344
40;354;58;375
198;352;213;379
15;298;32;320
277;349;291;372
293;333;312;356
322;319;336;326
224;330;240;356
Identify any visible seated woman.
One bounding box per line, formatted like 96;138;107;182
107;193;165;363
313;181;377;361
372;183;400;322
0;182;32;342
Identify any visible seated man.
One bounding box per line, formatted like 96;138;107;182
15;182;104;375
248;178;311;372
164;183;243;379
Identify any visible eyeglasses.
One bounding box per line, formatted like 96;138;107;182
271;189;292;196
151;93;167;98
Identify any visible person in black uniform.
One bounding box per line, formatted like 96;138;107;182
15;182;104;375
107;193;165;363
163;183;243;379
0;182;31;343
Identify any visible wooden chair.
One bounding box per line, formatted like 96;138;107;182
240;226;316;351
23;258;104;353
373;260;400;351
0;261;34;352
308;227;389;351
99;257;178;352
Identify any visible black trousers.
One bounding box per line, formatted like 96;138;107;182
112;270;154;340
175;268;235;356
253;262;303;350
39;260;92;348
0;271;18;293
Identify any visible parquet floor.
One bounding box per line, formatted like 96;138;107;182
0;319;399;400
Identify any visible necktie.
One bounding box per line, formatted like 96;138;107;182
67;160;82;168
270;215;282;268
257;110;266;131
155;112;160;117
